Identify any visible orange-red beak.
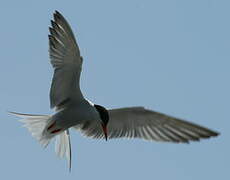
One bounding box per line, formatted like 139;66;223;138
102;124;108;141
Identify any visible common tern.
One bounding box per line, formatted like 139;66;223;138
10;11;219;171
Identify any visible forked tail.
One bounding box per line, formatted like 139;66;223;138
10;111;72;171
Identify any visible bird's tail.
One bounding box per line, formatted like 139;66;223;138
10;112;53;147
10;111;72;171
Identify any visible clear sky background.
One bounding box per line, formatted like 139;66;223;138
0;0;229;179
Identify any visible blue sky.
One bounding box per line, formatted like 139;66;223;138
0;0;228;179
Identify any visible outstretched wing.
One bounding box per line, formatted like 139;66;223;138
75;107;219;143
49;11;84;109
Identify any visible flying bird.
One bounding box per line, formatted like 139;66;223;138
10;11;219;171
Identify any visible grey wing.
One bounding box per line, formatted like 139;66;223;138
49;11;84;109
107;107;219;143
75;107;219;143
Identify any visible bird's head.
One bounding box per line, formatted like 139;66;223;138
94;104;109;141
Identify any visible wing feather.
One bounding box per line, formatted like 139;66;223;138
49;11;84;109
74;106;219;143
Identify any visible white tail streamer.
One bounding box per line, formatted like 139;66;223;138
55;130;72;171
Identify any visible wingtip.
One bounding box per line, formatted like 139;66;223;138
8;111;20;116
54;10;63;21
213;131;220;137
205;128;220;138
54;10;60;15
54;10;60;17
